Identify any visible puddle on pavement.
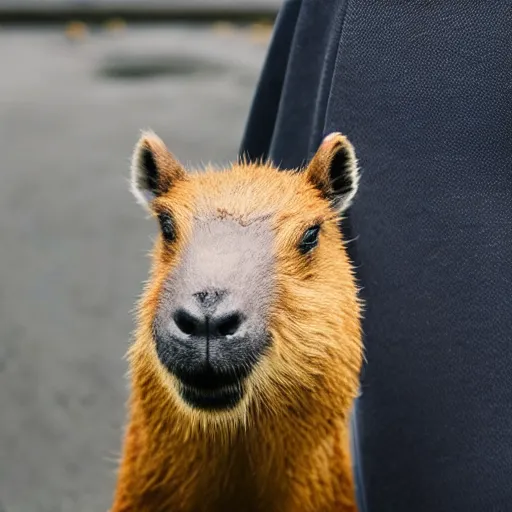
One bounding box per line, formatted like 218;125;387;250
98;54;226;81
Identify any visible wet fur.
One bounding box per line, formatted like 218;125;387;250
111;134;363;511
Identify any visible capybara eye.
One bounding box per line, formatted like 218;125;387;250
158;213;176;242
299;225;321;254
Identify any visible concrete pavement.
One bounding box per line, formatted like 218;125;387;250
0;25;269;511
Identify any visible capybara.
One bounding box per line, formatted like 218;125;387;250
111;131;363;512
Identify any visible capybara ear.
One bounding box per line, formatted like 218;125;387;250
305;132;359;213
130;130;186;210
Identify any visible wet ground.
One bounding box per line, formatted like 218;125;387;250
0;24;269;511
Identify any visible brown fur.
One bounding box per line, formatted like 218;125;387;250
111;133;363;511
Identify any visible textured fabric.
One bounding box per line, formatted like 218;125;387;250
240;1;512;511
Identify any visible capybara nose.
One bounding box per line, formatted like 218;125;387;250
172;308;244;338
154;287;264;398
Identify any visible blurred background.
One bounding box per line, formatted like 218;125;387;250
0;1;280;510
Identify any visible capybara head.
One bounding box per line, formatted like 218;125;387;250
129;131;362;428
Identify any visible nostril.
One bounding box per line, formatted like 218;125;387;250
173;309;201;336
172;308;243;338
215;312;244;337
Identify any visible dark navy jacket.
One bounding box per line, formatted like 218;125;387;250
240;1;512;510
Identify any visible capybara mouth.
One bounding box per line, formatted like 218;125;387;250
173;364;248;411
177;380;245;411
